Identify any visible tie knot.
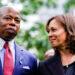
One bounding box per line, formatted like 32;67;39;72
4;43;9;48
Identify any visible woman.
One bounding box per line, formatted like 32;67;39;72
37;14;75;75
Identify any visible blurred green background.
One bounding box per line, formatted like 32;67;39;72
0;0;75;60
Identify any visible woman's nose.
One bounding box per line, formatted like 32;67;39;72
48;31;52;37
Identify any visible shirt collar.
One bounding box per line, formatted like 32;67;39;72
0;38;14;50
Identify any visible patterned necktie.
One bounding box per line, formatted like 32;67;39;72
4;43;14;75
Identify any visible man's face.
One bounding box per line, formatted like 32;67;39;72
0;7;21;41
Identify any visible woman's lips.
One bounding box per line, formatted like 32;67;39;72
50;39;56;43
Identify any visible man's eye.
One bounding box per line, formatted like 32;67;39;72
5;17;11;20
15;19;20;23
16;19;20;22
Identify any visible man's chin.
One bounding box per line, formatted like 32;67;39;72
3;37;14;42
3;35;16;41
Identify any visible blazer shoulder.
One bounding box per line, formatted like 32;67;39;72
40;53;59;66
38;56;57;75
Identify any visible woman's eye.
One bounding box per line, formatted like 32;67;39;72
52;28;56;31
47;30;50;33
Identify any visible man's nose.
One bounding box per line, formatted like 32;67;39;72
9;19;16;26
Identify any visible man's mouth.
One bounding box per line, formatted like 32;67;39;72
6;28;16;33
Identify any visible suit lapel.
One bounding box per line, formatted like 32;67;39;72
0;58;3;75
13;42;23;75
73;63;75;75
45;52;65;75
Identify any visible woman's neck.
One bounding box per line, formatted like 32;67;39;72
59;49;75;66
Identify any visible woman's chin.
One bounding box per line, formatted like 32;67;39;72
51;44;59;48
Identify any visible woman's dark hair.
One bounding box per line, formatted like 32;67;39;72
46;14;75;54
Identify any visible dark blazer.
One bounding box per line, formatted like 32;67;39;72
0;42;38;75
37;51;65;75
0;59;3;75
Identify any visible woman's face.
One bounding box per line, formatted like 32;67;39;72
47;19;67;48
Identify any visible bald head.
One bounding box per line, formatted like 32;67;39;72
0;6;21;17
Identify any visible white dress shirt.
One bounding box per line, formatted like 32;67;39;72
0;38;15;68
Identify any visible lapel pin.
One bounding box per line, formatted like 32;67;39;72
19;56;23;64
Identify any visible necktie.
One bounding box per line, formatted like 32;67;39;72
4;43;14;75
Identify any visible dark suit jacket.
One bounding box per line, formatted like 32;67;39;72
37;51;66;75
0;42;38;75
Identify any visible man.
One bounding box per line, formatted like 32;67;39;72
0;6;37;75
44;49;55;59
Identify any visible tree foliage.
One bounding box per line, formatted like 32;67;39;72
64;0;75;12
15;22;52;60
16;0;55;60
19;0;57;21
